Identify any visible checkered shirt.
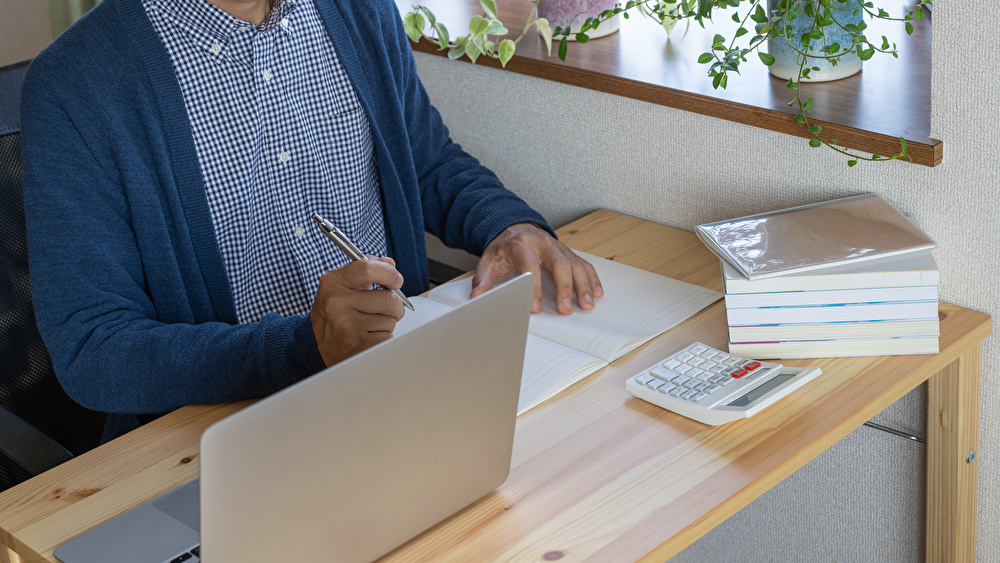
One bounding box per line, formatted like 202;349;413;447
144;0;387;324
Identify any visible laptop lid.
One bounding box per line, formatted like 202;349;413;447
199;272;533;561
52;273;532;563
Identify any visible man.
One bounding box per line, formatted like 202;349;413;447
21;0;602;440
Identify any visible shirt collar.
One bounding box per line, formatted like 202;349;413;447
150;0;296;46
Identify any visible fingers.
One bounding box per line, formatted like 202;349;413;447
470;249;496;299
366;255;397;268
331;258;403;291
549;256;575;315
476;223;605;315
310;259;407;367
567;253;602;310
583;259;604;299
507;246;543;313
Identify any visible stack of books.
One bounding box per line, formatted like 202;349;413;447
697;194;940;359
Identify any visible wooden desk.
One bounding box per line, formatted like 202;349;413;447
0;210;990;563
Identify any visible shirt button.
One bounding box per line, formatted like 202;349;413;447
238;26;249;32
262;69;272;81
210;43;222;54
280;18;289;29
294;226;305;238
278;151;290;163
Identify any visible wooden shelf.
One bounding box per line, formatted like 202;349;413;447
396;0;940;166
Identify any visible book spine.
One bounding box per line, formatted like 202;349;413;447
729;336;940;359
725;300;939;325
728;318;940;341
724;270;939;294
724;285;938;308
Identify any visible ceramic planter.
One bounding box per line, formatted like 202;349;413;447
766;0;863;82
537;0;620;39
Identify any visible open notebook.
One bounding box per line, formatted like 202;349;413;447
396;251;722;414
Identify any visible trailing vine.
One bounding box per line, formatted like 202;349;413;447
403;0;931;165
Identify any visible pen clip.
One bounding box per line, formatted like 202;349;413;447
312;213;365;261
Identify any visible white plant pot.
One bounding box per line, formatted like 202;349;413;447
537;0;621;39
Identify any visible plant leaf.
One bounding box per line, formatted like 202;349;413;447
499;39;515;67
698;52;714;64
758;52;775;65
470;15;488;37
536;18;553;56
486;19;508;35
480;0;498;20
434;23;450;48
402;12;425;44
447;37;467;59
418;6;437;27
465;40;481;63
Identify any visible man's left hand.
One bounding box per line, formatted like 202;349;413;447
470;223;603;315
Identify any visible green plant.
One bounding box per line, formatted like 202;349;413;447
403;0;554;68
403;0;930;166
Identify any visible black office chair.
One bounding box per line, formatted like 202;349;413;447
0;60;106;492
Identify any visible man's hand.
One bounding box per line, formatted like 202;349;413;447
310;257;406;366
471;223;604;315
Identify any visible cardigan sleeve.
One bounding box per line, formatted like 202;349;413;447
385;5;556;256
20;58;326;416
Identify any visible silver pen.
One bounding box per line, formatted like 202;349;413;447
311;213;415;311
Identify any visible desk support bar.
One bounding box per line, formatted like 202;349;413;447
926;346;981;563
863;421;927;445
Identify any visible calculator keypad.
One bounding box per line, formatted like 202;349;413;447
633;343;779;404
625;342;822;425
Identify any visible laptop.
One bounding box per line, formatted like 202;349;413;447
54;273;534;563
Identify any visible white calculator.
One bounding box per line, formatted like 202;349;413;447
625;342;822;425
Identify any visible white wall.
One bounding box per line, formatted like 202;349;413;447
0;0;50;67
414;0;999;557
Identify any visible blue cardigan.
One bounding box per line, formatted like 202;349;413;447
21;0;550;438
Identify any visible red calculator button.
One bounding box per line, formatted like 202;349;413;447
745;362;761;370
731;369;748;378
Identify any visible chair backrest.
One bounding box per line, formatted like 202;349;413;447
0;60;106;490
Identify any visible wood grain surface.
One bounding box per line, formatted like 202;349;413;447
0;210;988;562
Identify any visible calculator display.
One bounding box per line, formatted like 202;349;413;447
727;372;796;407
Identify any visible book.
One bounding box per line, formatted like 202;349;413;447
393;251;722;414
722;251;939;359
697;194;936;280
722;251;939;294
729;335;939;359
725;300;939;325
728;318;941;342
724;284;938;308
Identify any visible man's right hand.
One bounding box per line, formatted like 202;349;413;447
309;257;406;367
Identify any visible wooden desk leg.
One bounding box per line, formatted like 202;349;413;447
926;346;981;563
1;545;23;563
